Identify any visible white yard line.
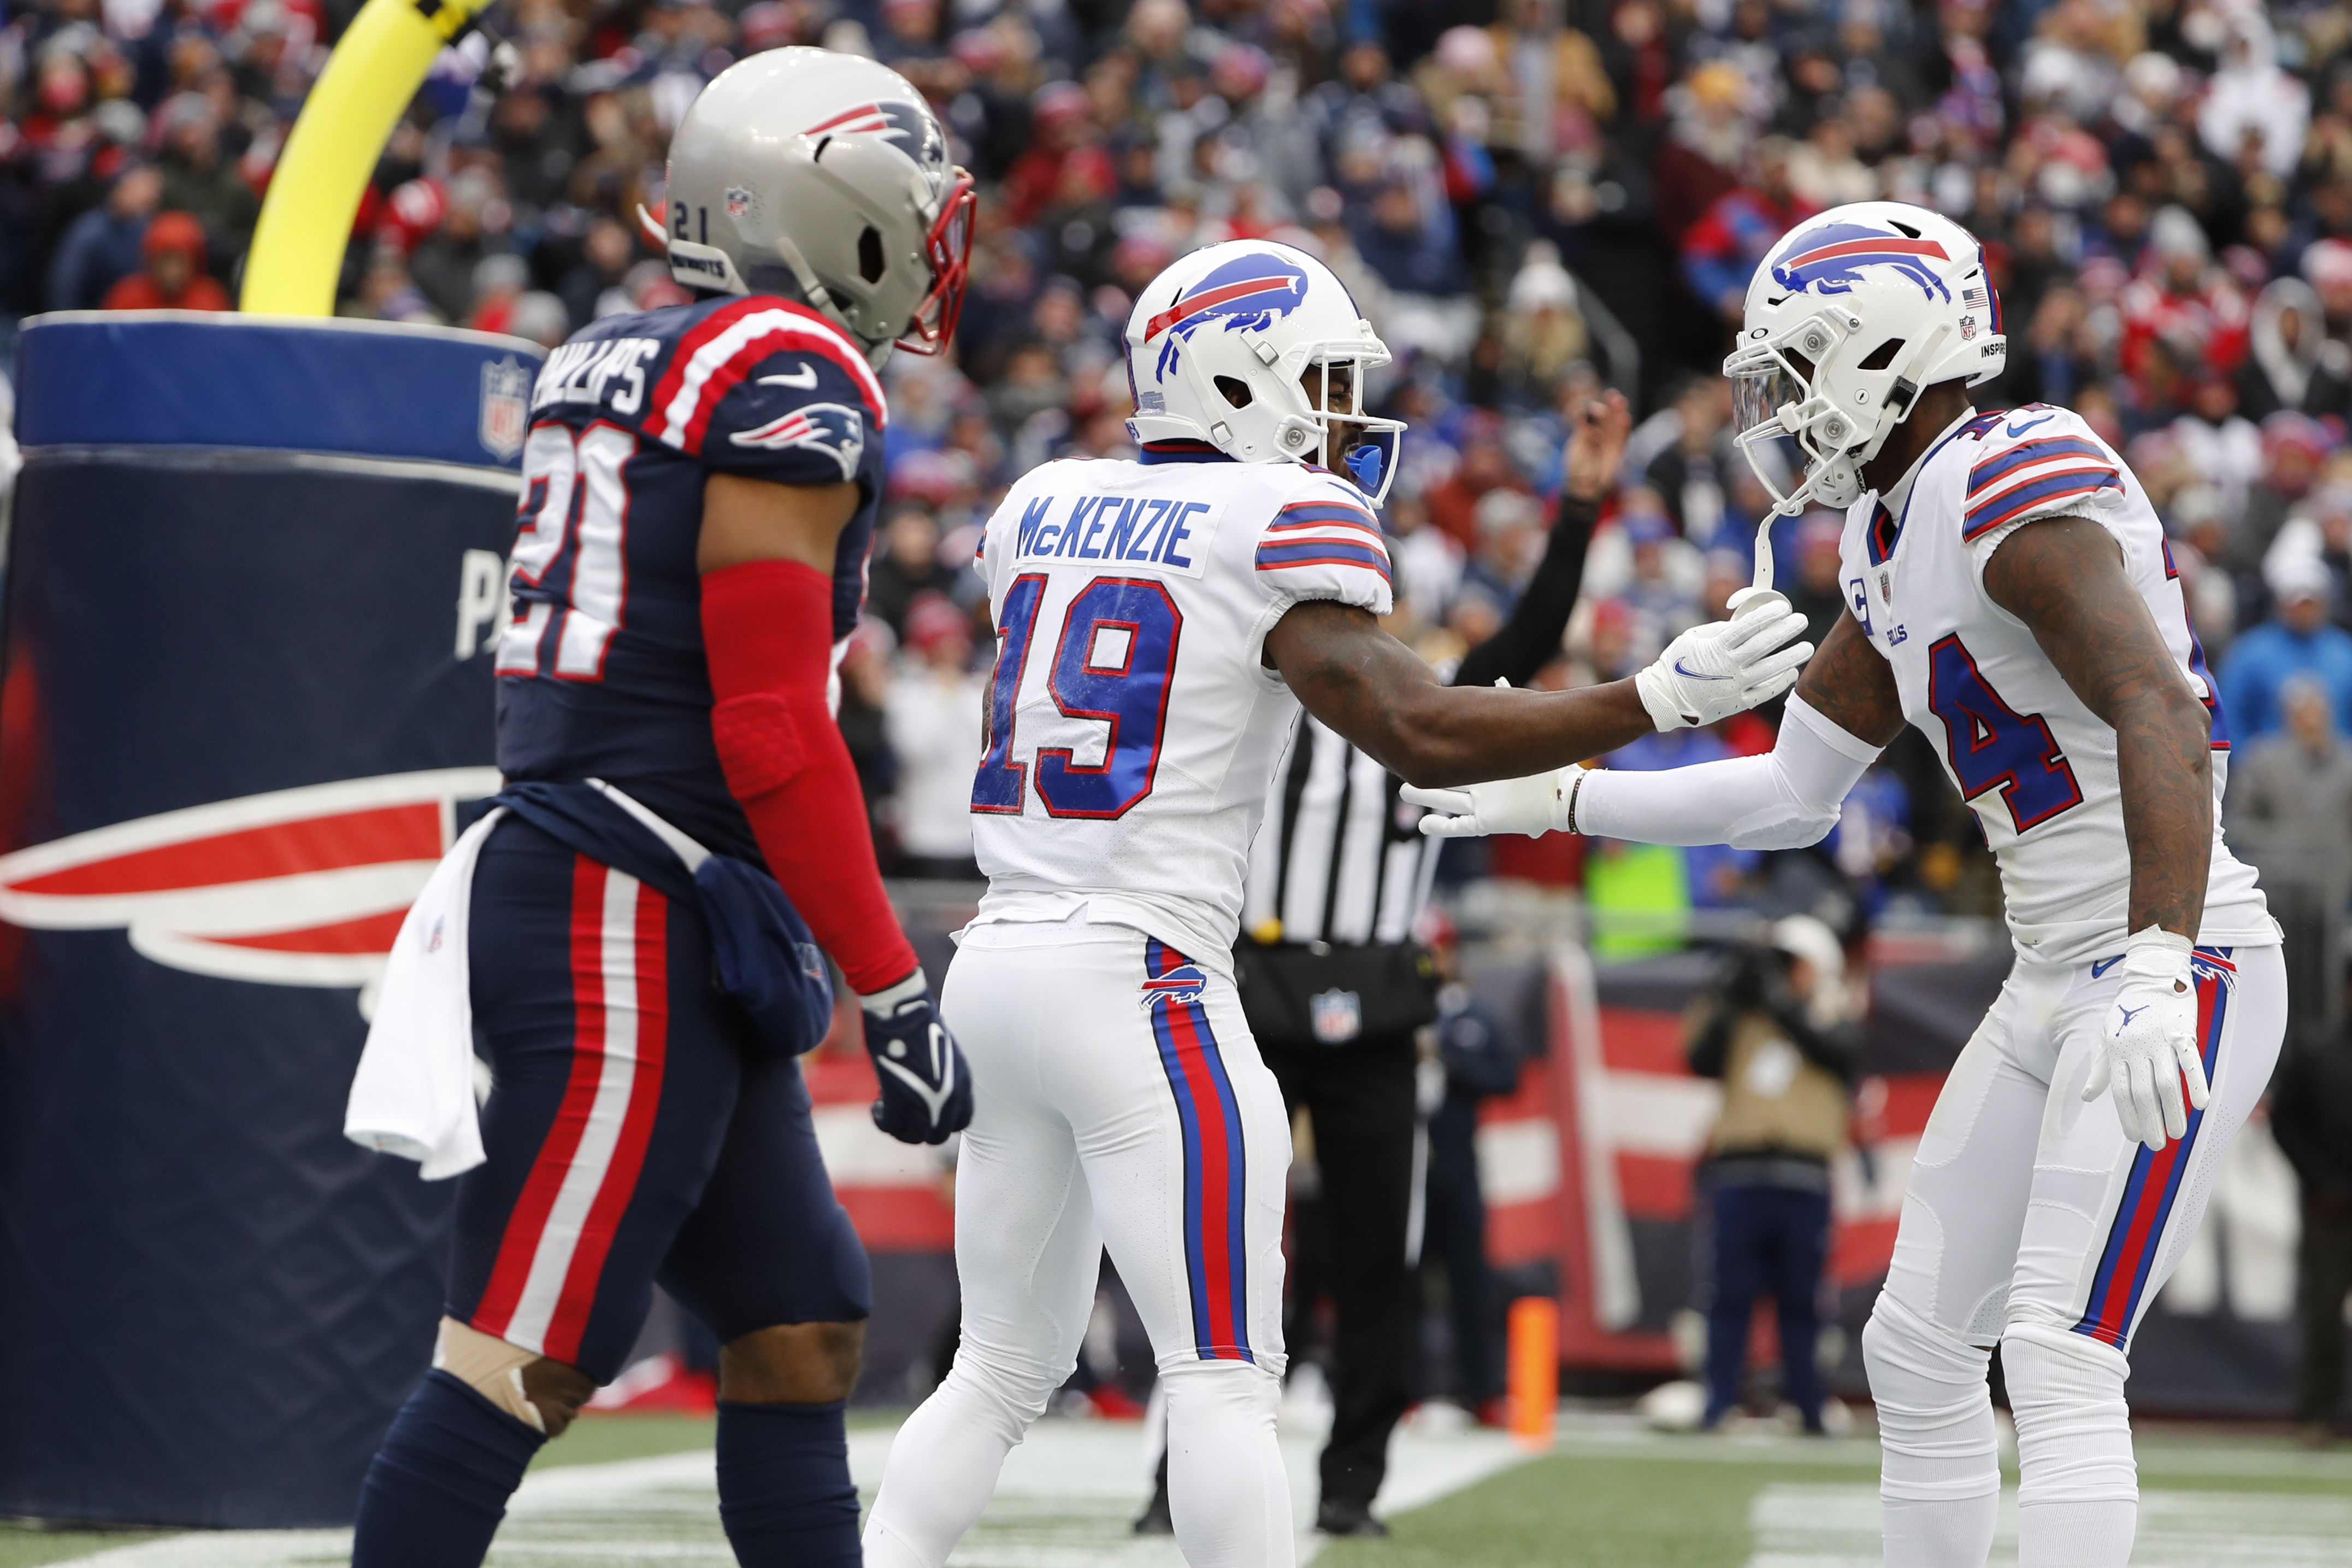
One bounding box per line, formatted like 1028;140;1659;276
1746;1484;2352;1568
56;1416;1535;1568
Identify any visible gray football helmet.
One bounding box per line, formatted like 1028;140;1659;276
658;49;975;365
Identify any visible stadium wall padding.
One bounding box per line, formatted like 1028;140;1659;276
0;314;541;1527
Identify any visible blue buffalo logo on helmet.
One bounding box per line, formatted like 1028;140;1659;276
730;401;866;480
1771;220;1955;303
1145;251;1312;380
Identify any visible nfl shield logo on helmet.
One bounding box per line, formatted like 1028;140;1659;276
725;184;753;220
478;357;530;462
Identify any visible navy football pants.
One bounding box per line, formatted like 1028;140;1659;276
447;816;869;1381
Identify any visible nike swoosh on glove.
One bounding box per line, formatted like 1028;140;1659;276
860;971;974;1146
2082;927;2207;1152
1634;587;1813;730
1402;764;1587;839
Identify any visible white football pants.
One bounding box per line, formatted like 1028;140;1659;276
863;919;1294;1568
1865;942;2285;1568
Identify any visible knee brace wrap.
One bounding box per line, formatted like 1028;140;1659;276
2002;1321;2136;1507
1861;1293;1997;1502
434;1316;550;1434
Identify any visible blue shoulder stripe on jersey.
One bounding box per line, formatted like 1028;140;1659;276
1254;539;1392;581
1967;437;2110;493
15;314;545;471
1962;467;2120;539
1269;500;1382;534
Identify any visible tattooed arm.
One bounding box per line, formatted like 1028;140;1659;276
1981;515;2212;939
1791;610;1906;748
1263;600;1658;787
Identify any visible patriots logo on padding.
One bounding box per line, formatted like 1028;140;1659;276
1146;252;1311;380
732;400;865;480
1772;221;1952;303
0;769;501;1017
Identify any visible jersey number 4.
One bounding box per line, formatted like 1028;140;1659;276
972;574;1182;819
1925;634;2083;832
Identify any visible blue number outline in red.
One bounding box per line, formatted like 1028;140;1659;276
971;572;1048;814
1925;633;2084;832
1034;577;1183;819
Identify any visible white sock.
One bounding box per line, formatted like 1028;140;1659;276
2003;1322;2136;1568
862;1349;1051;1568
1162;1360;1294;1568
1862;1294;2000;1568
1882;1493;2001;1568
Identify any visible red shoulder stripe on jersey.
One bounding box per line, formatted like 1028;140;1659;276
1967;437;2111;494
650;299;887;456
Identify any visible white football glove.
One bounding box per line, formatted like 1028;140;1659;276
2082;927;2207;1152
1634;587;1813;732
1403;764;1588;840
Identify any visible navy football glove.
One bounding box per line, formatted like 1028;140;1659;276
858;971;972;1146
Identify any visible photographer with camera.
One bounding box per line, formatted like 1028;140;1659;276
1687;914;1859;1433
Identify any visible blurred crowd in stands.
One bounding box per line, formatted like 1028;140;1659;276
5;0;2352;961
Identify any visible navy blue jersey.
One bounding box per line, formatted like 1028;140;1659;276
493;292;886;861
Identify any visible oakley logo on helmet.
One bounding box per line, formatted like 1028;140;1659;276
805;101;946;174
1772;221;1953;303
730;401;865;480
1146;253;1311;379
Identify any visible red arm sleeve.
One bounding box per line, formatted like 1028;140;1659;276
701;558;919;995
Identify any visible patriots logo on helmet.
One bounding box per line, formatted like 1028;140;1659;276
1772;221;1953;303
1140;960;1210;1009
804;101;946;173
0;769;501;1017
1146;252;1311;380
731;400;866;480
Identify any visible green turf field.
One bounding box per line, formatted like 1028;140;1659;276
8;1409;2351;1566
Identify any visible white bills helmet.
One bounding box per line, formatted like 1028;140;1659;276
1124;240;1407;504
659;49;975;366
1724;201;2007;514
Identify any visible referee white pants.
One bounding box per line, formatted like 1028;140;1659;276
1866;942;2286;1568
863;918;1294;1568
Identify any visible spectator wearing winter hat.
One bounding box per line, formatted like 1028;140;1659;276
1681;137;1815;328
101;210;231;311
882;592;986;881
2235;412;2336;573
2240;276;2352;422
2222;552;2352;743
866;502;966;638
48;160;162;311
152;93;258;258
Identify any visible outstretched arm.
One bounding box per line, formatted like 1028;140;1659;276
1267;599;1658;786
1980;515;2210;939
1407;612;1893;842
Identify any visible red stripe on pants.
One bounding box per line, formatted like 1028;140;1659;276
1167;1001;1240;1359
473;854;612;1340
539;882;670;1365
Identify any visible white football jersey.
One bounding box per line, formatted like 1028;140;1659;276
965;453;1393;965
1838;404;2273;964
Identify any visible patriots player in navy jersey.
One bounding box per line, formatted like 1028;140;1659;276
351;50;977;1568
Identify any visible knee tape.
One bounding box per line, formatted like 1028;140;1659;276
2002;1321;2135;1506
434;1316;548;1434
1862;1293;1997;1502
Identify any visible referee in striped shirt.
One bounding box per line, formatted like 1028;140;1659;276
1246;393;1629;1536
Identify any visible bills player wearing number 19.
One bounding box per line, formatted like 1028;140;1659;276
857;240;1813;1568
347;50;977;1568
1409;202;2284;1568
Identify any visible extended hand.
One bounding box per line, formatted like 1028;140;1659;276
1563;390;1632;503
1404;764;1588;839
1634;588;1813;730
860;972;974;1145
2082;929;2207;1152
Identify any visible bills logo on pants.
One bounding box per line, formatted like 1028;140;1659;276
1143;939;1254;1363
2073;947;2232;1350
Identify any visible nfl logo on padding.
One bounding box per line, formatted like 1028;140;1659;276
479;356;530;462
1310;987;1362;1044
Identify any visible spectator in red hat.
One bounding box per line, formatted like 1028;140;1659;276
101;210;231;311
882;592;986;880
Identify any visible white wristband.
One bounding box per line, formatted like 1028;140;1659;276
858;969;929;1015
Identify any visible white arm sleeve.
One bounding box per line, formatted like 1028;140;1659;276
1575;695;1884;849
